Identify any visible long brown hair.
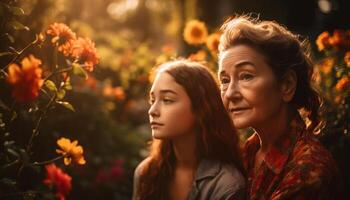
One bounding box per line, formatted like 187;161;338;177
138;60;245;200
219;14;322;133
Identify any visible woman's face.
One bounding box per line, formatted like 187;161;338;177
218;44;285;129
148;72;196;139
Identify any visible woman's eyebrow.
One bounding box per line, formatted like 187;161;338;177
219;60;255;76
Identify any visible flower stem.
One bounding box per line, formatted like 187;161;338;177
29;155;64;166
2;35;39;71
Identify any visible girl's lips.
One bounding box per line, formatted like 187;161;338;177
150;122;164;126
150;122;164;129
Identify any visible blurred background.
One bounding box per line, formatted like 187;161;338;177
0;0;349;199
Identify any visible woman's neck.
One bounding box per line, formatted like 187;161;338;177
253;106;295;153
172;132;198;169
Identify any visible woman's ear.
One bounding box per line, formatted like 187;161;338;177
280;69;297;102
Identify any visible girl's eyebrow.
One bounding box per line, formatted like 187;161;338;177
150;89;178;95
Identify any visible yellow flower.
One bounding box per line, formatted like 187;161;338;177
316;31;331;51
188;50;207;61
206;33;221;53
335;76;350;91
345;51;350;67
183;20;208;45
56;137;86;165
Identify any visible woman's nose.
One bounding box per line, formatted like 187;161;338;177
224;81;242;102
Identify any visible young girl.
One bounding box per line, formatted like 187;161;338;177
133;60;246;200
218;15;343;199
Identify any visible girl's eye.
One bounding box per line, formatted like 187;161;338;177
149;98;155;105
163;99;173;104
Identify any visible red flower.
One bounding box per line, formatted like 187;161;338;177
71;37;99;72
43;164;72;200
95;159;125;184
6;55;43;103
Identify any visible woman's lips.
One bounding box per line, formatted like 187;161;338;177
229;107;250;114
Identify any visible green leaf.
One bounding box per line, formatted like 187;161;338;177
57;89;66;100
0;51;14;57
19;148;29;165
10;111;17;121
44;80;57;92
0;99;10;110
6;33;15;43
64;82;73;90
72;63;88;79
57;101;75;112
0;4;4;18
7;20;29;31
8;6;25;15
0;178;17;187
6;148;19;157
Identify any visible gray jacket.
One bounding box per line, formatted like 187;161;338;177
187;159;245;200
133;158;245;200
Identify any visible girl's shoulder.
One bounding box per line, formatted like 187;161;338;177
193;160;246;200
134;157;152;178
132;157;152;200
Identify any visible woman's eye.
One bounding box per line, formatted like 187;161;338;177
240;73;254;80
220;77;230;84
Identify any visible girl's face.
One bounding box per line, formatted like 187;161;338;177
218;44;285;129
148;72;196;139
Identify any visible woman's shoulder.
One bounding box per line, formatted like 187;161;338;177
282;134;341;192
292;134;337;170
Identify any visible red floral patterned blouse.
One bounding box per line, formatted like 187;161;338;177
242;115;343;200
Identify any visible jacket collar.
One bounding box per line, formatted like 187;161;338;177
247;114;306;174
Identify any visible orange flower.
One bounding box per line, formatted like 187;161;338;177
71;37;99;72
329;29;350;49
103;85;126;101
161;44;175;54
335;76;350;91
6;55;43;103
43;164;72;200
183;20;208;45
56;137;86;165
316;31;331;51
345;51;350;67
206;33;221;53
317;58;334;74
188;50;207;61
46;23;76;56
84;76;97;90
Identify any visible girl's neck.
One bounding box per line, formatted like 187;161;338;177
172;132;198;169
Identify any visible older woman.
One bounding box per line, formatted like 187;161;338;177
218;15;343;199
